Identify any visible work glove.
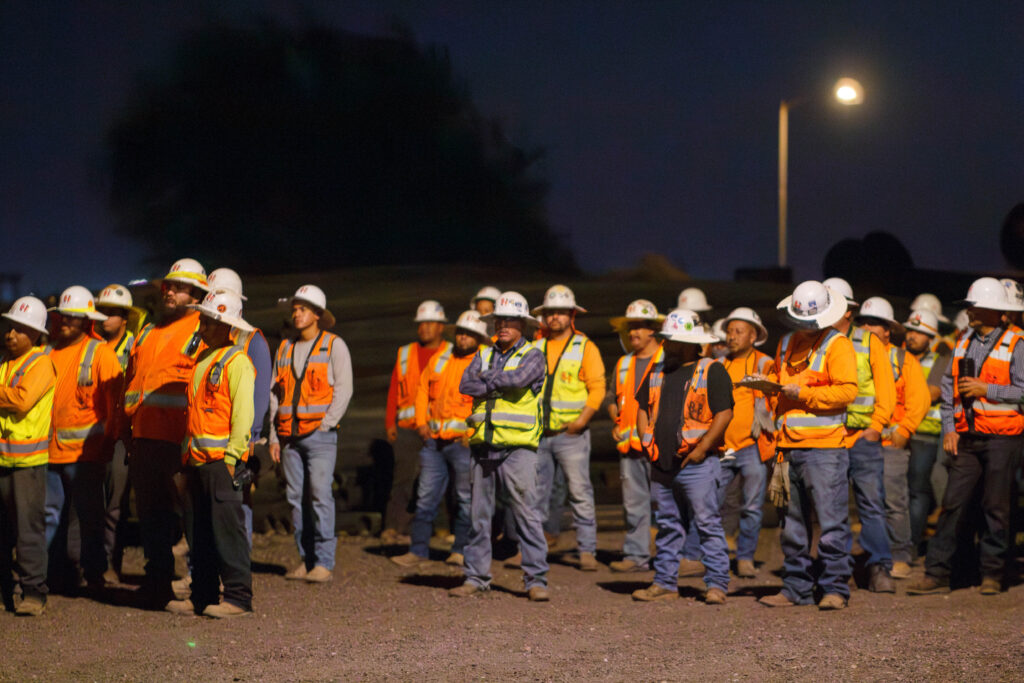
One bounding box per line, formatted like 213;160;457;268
767;453;790;525
751;400;775;439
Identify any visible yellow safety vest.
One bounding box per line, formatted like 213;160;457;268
468;342;543;449
845;326;878;430
112;329;135;372
0;348;55;468
915;349;942;436
536;333;589;431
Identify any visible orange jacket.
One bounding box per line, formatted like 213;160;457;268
273;331;339;439
613;345;663;454
124;311;204;443
641;357;715;463
47;336;123;464
415;346;474;440
951;328;1024;435
881;343;930;444
721;350;775;453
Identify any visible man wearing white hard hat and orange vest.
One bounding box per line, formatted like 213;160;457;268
453;291;550;601
607;299;663;573
383;300;451;544
854;297;930;580
823;276;898;593
165;290;255;618
631;309;733;604
43;286;123;592
909;277;1024;596
390;311;489;569
124;257;209;608
269;285;352;583
0;296;56;615
531;285;605;571
757;281;858;610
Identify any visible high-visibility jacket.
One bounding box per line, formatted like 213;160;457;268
0;348;55;468
881;343;930;445
914;348;943;435
415;346;474;440
641;357;716;464
273;331;340;439
536;333;589;431
721;349;775;455
613;345;663;454
124;311;204;443
47;336;123;464
107;329;135;372
184;345;253;466
772;329;859;449
844;326;896;431
392;340;452;430
951;328;1024;435
468;342;543;449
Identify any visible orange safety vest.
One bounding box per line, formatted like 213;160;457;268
274;331;339;439
124;311;204;443
421;346;474;440
47;337;121;464
184;345;249;465
394;341;452;430
641;356;716;464
613;345;663;454
951;327;1024;435
722;350;776;461
773;329;849;446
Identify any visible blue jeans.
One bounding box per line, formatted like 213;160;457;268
464;447;548;590
907;436;940;552
281;429;338;570
619;453;651;565
781;448;852;602
716;445;767;561
847;436;892;568
45;461;107;582
410;438;471;558
650;458;730;592
536;431;596;553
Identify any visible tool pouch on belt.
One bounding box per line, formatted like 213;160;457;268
767;453;790;526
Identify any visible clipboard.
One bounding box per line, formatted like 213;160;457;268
734;378;783;392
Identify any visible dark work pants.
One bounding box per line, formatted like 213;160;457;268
925;434;1022;581
184;460;252;611
104;440;131;573
128;438;182;593
0;465;48;606
385;428;421;534
46;461;108;586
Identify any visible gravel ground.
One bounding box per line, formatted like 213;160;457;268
3;529;1022;682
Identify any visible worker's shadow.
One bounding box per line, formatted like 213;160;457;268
399;574;467;590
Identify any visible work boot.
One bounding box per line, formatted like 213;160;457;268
906;575;950;595
527;586;550;602
735;559;757;578
284;564;308;581
979;576;1001;595
305;566;332;583
631;584;679;602
379;528;400;545
165;599;197;616
890;561;913;579
102;567;121;586
171;575;192;600
818;593;847;610
758;592;797;608
704;587;727;605
15;595;46;617
445;552;464;567
868;564;895;593
578;552;599;572
448;582;483;598
609;559;649;573
678;559;705;577
203;601;253;619
544;532;561;552
504;552;522;569
390;552;427;568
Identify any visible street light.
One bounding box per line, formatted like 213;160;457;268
777;77;864;269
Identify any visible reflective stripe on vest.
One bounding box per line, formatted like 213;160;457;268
915;349;942;435
537;334;589;431
845;326;877;428
0;349;53;467
469;342;542;449
774;329;848;434
185;345;247;464
274;333;337;438
952;328;1024;435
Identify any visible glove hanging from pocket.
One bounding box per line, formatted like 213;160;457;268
767;453;790;526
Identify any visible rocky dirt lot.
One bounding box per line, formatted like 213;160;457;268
3;528;1023;682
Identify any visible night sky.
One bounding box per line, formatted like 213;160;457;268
1;1;1021;294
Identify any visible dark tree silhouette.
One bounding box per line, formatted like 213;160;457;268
1000;203;1024;270
822;231;913;296
104;20;574;273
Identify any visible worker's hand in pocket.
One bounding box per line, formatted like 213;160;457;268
860;428;881;443
416;425;431;442
890;431;909;449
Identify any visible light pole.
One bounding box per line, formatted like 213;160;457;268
777;77;863;269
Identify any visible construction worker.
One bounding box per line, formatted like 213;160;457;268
855;297;930;580
910;293;954;353
901;309;952;559
0;297;56;616
758;281;858;610
165;290;255;618
451;292;549;601
531;285;606;571
43;286;123;592
390;310;488;569
824;276;898;593
909;278;1024;596
677;287;712;316
123;258;209;608
470;286;501;316
95;284;144;370
630;309;733;605
607;300;663;573
383;300;451;544
269;285;352;584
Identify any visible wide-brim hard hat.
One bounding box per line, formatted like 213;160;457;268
189;294;254;333
777;283;848;331
480;311;541;328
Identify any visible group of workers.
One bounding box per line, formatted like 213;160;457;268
1;256;1021;616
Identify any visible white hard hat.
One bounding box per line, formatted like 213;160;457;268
481;291;539;327
414;300;448;323
189;289;253;332
532;284;587;315
610;299;664;330
953;277;1024;312
953;309;969;332
290;284;336;329
856;296;904;334
470;286;501;306
162;258;209;292
676;287;711;312
659;308;720;345
724;307;768;346
51;285;108;321
822;277;858;306
453;310;489;341
97;284;133;310
2;296;48;334
904;309;939;337
1000;278;1024;310
711;318;728;343
777;280;848;330
909;292;950;323
207;268;247;301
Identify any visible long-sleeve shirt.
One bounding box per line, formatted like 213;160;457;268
940;326;1024;435
242;330;272;442
268;334;353;445
856;328;897;434
722;349;775;452
459;337;545;398
885;344;931;441
188;348;255;466
541;334;606;411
